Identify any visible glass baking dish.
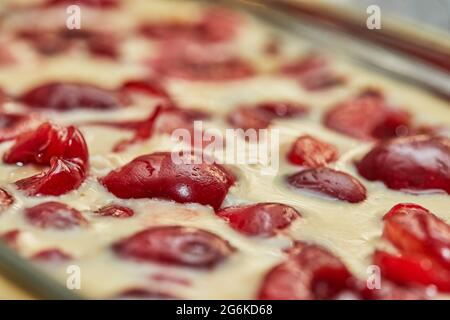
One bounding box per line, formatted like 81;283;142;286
0;0;448;299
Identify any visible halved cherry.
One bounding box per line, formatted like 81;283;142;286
120;79;171;100
0;188;14;213
287;135;338;167
216;203;300;237
113;226;235;268
287;168;366;203
374;250;450;292
4;122;88;165
258;244;359;300
25;201;87;230
356;135;450;194
100;152;234;210
4;122;89;196
227;102;308;130
95;204;134;218
383;203;450;269
16;158;87;196
324;90;411;140
19;82;122;111
32;249;72;262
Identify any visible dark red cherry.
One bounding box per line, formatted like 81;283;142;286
25;201;87;230
287;168;366;203
19;82;122;111
0;112;39;143
216;203;299;237
356;135;450;194
113;226;235;268
100;152;234;210
324;90;411;140
45;0;118;8
227;102;308;130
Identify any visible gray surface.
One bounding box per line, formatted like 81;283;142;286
338;0;450;32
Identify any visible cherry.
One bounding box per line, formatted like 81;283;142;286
258;244;358;300
152;40;254;81
4;122;88;165
139;8;239;43
324;90;411;140
44;0;118;8
19;82;122;111
287;168;366;203
227;102;308;130
32;249;72;262
95;204;134;218
216;203;300;237
287;135;338;167
280;55;344;91
374;250;450;292
113;226;235;268
383;203;450;269
25;201;87;230
356;135;450;194
100;152;234;210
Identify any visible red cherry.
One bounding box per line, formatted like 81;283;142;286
100;152;234;210
139;8;238;43
227;102;308;130
44;0;118;8
356;135;450;194
4;122;88;165
287;135;338;167
216;203;300;237
95;204;134;218
113;226;235;268
16;158;87;196
374;250;450;292
258;244;359;300
4;122;88;196
383;203;450;269
280;55;344;91
287;168;366;203
152;40;254;81
17;29;71;55
0;188;14;213
32;249;72;262
25;201;87;230
324;90;411;140
19;82;122;111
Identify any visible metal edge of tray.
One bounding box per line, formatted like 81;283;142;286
0;242;83;300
